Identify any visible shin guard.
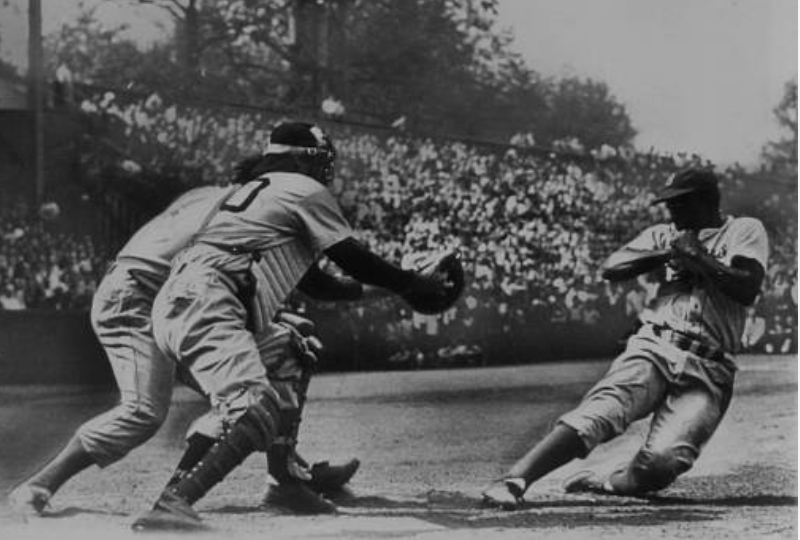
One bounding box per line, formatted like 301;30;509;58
166;391;281;505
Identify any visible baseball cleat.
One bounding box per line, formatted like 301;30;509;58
131;491;208;532
563;470;611;495
264;481;337;514
308;459;360;494
481;478;526;510
7;484;51;517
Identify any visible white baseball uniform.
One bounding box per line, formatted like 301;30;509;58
559;215;769;493
78;186;234;466
151;172;354;426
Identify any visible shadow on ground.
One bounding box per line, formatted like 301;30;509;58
206;478;796;532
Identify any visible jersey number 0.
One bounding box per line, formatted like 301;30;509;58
221;178;271;212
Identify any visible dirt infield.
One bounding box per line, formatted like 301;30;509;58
0;354;796;539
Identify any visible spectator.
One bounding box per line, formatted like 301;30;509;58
0;282;25;310
2;93;795;365
742;306;767;352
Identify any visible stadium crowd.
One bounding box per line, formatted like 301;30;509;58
0;192;107;311
0;96;795;365
320;132;797;365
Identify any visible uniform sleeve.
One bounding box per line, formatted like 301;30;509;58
729;218;769;271
622;224;672;252
294;188;355;253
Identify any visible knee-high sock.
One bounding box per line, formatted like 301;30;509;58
507;424;588;488
26;435;96;494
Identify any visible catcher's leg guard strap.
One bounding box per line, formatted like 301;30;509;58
238;389;282;451
167;392;281;505
165;433;217;489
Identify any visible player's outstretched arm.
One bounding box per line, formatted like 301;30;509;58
601;247;673;282
325;239;463;315
323;238;429;294
297;264;364;301
297;263;393;303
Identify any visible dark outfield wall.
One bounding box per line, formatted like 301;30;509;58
0;110;82;200
0;311;630;386
0;311;110;385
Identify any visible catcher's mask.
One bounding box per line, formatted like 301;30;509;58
265;122;336;186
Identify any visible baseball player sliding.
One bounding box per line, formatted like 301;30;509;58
483;168;769;508
130;122;462;531
8;155;360;517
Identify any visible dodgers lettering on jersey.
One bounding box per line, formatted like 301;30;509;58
630;216;769;353
178;172;355;324
116;185;235;280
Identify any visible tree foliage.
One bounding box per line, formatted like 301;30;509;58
46;0;637;150
0;55;20;81
761;79;797;179
44;10;174;92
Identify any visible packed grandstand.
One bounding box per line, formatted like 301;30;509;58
0;93;796;367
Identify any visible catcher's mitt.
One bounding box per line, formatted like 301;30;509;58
400;250;466;315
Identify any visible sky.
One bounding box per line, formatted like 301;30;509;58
496;0;797;166
0;0;797;167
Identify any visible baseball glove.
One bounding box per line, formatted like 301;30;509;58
400;250;466;315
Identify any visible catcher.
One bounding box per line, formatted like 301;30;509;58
9;182;361;517
133;121;464;530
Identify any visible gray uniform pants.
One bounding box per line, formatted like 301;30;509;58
559;325;735;493
151;262;288;427
79;262;306;468
78;263;174;467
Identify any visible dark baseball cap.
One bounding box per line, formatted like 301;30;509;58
651;168;719;205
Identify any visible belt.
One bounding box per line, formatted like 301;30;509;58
650;325;727;363
198;240;260;259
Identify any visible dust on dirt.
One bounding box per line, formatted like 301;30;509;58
0;355;795;540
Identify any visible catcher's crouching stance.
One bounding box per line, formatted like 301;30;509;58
132;121;464;531
171;311;359;516
7;184;359;518
138;249;465;530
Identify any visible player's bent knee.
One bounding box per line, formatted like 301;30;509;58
231;389;283;452
77;401;169;466
630;447;694;492
124;402;170;440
